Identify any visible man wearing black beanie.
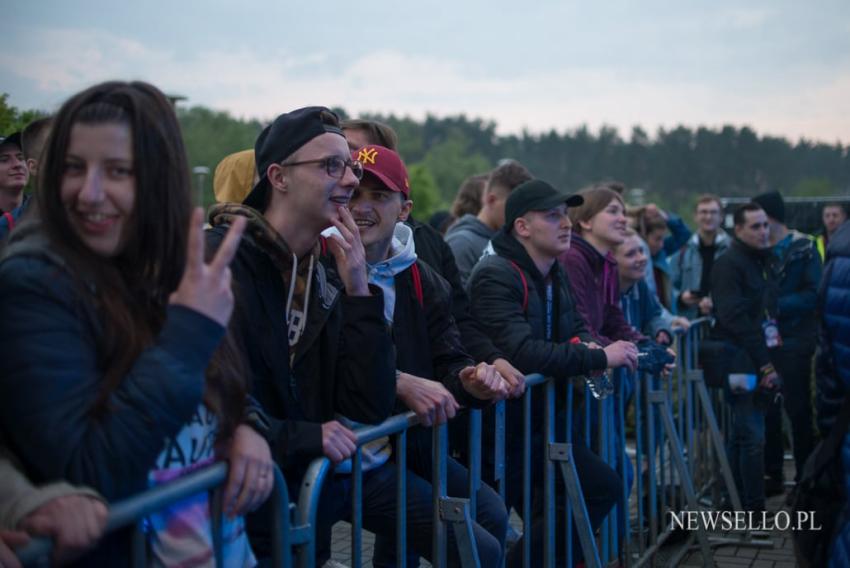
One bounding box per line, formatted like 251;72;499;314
752;190;821;496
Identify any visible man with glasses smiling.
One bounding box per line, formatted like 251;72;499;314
206;107;398;563
670;194;730;320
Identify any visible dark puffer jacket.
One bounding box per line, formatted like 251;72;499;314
467;229;607;377
0;224;222;564
773;230;822;353
817;222;850;567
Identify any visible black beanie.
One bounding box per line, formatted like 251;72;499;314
752;191;785;223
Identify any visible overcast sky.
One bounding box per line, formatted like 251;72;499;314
3;0;849;143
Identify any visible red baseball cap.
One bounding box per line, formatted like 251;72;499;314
352;144;410;198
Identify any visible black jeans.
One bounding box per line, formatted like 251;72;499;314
764;348;817;482
313;448;505;567
480;414;621;567
371;427;507;567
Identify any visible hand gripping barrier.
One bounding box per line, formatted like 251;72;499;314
16;462;293;567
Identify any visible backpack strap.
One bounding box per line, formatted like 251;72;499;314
2;212;14;232
508;260;528;312
410;262;424;308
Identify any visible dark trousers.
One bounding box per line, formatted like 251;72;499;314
765;348;817;482
481;424;621;567
314;453;505;567
727;391;767;510
371;428;507;567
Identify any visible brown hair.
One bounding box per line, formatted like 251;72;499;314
568;186;625;234
341;119;399;150
37;81;244;434
486;160;532;196
450;173;488;217
21;116;53;162
695;193;722;211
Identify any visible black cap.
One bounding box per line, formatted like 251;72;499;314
752;190;785;224
504;179;583;230
0;132;22;151
243;106;344;211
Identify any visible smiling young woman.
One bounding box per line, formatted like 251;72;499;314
0;81;269;565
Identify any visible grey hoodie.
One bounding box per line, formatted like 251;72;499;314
445;214;496;287
366;222;418;324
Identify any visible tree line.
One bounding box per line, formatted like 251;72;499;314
3;94;847;219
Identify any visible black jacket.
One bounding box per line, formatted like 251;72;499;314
408;218;504;365
710;238;779;371
391;258;485;409
205;227;396;480
467;229;607;377
773;231;822;352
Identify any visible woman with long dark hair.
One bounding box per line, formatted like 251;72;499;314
0;81;269;565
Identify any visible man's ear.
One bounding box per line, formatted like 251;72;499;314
514;216;531;238
398;199;414;222
26;158;38;176
266;163;288;193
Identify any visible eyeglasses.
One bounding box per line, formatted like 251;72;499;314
282;156;363;180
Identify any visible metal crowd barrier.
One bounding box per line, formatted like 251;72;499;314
19;316;759;567
17;462;294;567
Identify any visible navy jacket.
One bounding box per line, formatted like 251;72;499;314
0;226;222;563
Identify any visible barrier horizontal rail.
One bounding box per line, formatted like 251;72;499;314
17;462;292;567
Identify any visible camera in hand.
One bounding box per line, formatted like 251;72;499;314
636;341;675;375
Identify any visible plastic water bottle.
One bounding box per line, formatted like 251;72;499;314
586;369;613;400
570;336;613;399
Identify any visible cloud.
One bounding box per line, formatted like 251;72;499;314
2;26;848;143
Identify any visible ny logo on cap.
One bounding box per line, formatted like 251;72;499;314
357;147;378;165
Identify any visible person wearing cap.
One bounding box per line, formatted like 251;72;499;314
342;120;526;397
212;149;257;204
340;143;509;566
467;179;635;566
205;107;397;562
752;190;820;495
0;132;30;240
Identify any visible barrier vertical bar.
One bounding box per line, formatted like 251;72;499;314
523;384;533;567
396;430;408;567
468;409;482;521
432;423;448;567
351;448;363;568
566;381;574;565
544;378;556;567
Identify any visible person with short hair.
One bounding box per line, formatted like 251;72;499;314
341;118;399;151
468;179;635;566
21;116;53;178
205;107;403;564
669;194;730;320
752;190;820;494
710;202;781;511
817;202;848;261
445;160;533;286
0;132;29;240
342;144;509;566
450;173;488;219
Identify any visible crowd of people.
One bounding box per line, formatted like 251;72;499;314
0;80;848;567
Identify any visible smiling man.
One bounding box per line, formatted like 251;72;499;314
0;132;30;240
205;107;398;563
344;144;509;565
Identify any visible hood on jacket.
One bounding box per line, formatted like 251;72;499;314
324;221;417;324
488;227;549;281
446;214;495;240
209;202;322;357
